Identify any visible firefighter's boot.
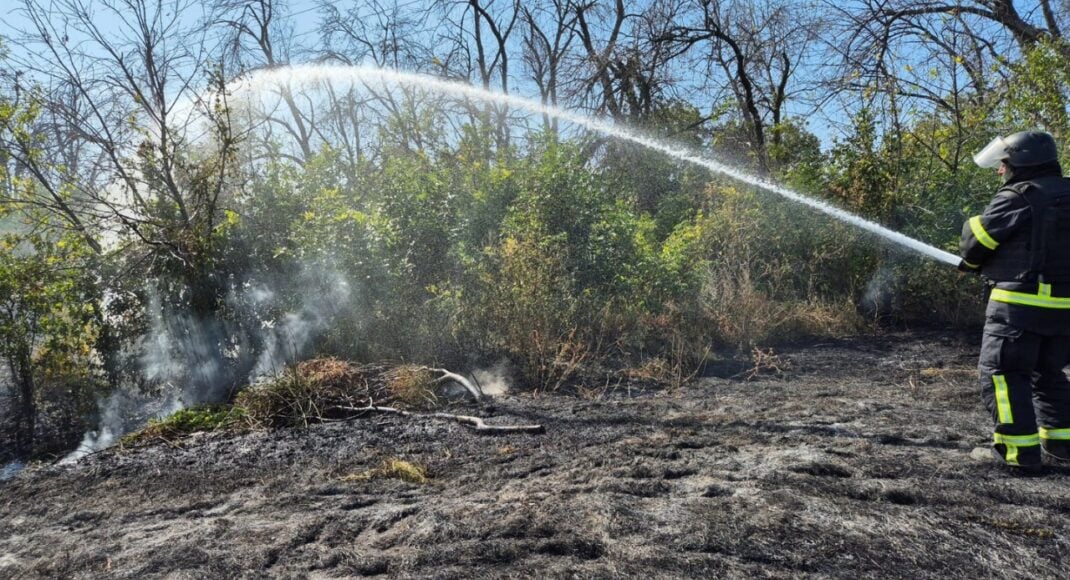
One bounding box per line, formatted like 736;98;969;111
1041;439;1070;462
992;438;1042;473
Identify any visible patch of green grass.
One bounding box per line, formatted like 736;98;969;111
122;405;246;445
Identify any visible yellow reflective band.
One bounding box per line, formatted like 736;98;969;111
993;432;1040;446
1007;444;1020;465
994;433;1040;466
1040;427;1070;440
969;216;999;250
990;288;1070;309
993;375;1014;424
1040;283;1052;297
963;260;980;269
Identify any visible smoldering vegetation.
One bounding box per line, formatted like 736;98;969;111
3;333;1069;579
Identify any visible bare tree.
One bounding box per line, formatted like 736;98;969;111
657;0;822;173
571;0;629;118
520;0;579;133
3;0;238;313
314;2;451;158
466;0;520;94
875;0;1066;56
211;0;324;163
829;0;1063;173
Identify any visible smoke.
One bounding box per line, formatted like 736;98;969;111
140;287;233;404
61;386;185;464
249;268;351;381
63;407;119;464
472;360;513;396
0;460;25;481
62;263;353;463
861;263;902;321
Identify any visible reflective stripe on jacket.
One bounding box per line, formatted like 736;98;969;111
961;177;1070;285
961;176;1070;330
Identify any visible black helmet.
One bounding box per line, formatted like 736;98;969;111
974;131;1059;168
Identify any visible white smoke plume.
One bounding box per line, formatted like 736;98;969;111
60;388;185;464
0;460;25;481
61;394;125;464
861;263;901;320
472;360;513;396
249;268;351;381
62;264;353;463
140;287;233;403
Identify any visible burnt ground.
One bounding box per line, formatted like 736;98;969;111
3;330;1070;579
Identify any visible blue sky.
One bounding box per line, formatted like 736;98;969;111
0;0;1047;152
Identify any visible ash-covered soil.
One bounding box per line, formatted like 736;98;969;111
4;331;1070;579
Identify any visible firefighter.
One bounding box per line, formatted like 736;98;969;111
960;130;1070;472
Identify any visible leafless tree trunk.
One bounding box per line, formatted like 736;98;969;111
875;0;1065;56
212;0;321;163
520;1;579;134
656;0;820;174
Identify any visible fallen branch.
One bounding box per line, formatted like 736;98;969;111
336;405;545;434
429;368;484;401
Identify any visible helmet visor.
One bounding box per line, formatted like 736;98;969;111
973;136;1009;168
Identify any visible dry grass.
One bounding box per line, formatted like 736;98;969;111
529;328;591;393
703;267;865;349
383;365;438;410
622;323;711;390
919;367;976;378
626;357;672;382
234;358;391;427
737;347;787;381
340;458;429;484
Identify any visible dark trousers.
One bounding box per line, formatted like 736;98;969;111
979;321;1070;464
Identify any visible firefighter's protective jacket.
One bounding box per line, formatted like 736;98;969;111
960;174;1070;335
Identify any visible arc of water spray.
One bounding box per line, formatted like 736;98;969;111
231;64;961;266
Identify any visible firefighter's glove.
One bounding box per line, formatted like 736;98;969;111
957;260;981;274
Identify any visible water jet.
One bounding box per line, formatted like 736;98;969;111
230;64;961;267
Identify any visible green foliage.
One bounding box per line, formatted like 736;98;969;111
222;108;902;388
827;109;897;219
1001;39;1070;139
697;183;869;345
463;234;583;389
0;233;99;370
126;405;245;444
0;228;102;455
772;121;827;193
600;101;711;215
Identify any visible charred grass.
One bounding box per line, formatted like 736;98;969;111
4;331;1070;578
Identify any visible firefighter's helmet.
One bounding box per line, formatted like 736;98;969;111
973;131;1059;168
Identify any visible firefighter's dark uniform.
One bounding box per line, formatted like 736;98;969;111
961;170;1070;467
